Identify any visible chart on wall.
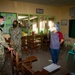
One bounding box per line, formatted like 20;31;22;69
0;12;17;34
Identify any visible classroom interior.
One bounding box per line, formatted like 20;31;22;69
0;0;75;75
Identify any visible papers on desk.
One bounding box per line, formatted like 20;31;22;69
43;63;61;72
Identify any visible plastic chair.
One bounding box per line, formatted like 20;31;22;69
66;43;75;62
64;34;72;47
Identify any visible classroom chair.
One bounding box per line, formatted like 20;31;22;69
66;43;75;62
64;34;72;47
10;50;37;75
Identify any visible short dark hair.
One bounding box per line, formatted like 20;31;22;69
0;15;4;19
13;20;18;24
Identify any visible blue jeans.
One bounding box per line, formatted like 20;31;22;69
50;48;60;64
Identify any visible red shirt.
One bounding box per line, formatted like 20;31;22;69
57;31;64;41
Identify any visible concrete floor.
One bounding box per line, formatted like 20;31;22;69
1;45;75;75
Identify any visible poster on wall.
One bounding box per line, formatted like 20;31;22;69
61;19;67;26
0;12;17;34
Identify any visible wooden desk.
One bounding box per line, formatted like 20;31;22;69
33;69;51;75
21;63;51;75
27;35;42;49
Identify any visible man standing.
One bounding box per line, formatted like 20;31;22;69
9;20;22;60
0;16;13;73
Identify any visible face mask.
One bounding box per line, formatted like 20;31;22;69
0;21;4;28
13;24;17;28
1;21;4;25
50;27;57;32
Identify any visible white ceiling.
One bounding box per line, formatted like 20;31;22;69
12;0;75;6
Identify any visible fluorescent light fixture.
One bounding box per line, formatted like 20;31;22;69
30;16;37;20
18;16;27;20
24;16;37;20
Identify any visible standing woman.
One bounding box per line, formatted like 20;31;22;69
50;22;64;64
9;20;22;60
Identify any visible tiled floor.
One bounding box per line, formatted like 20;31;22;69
1;46;75;75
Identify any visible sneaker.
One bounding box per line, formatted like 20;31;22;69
48;59;52;62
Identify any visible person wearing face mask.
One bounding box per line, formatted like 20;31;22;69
0;19;4;31
0;16;13;74
50;23;64;64
9;20;22;60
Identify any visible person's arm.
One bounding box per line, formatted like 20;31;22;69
0;34;9;48
16;27;22;39
58;31;64;45
60;39;64;44
0;32;13;51
1;38;13;51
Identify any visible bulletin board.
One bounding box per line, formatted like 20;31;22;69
0;12;17;34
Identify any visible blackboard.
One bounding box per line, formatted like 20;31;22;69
69;19;75;38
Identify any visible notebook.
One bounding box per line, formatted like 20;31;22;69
43;63;61;72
